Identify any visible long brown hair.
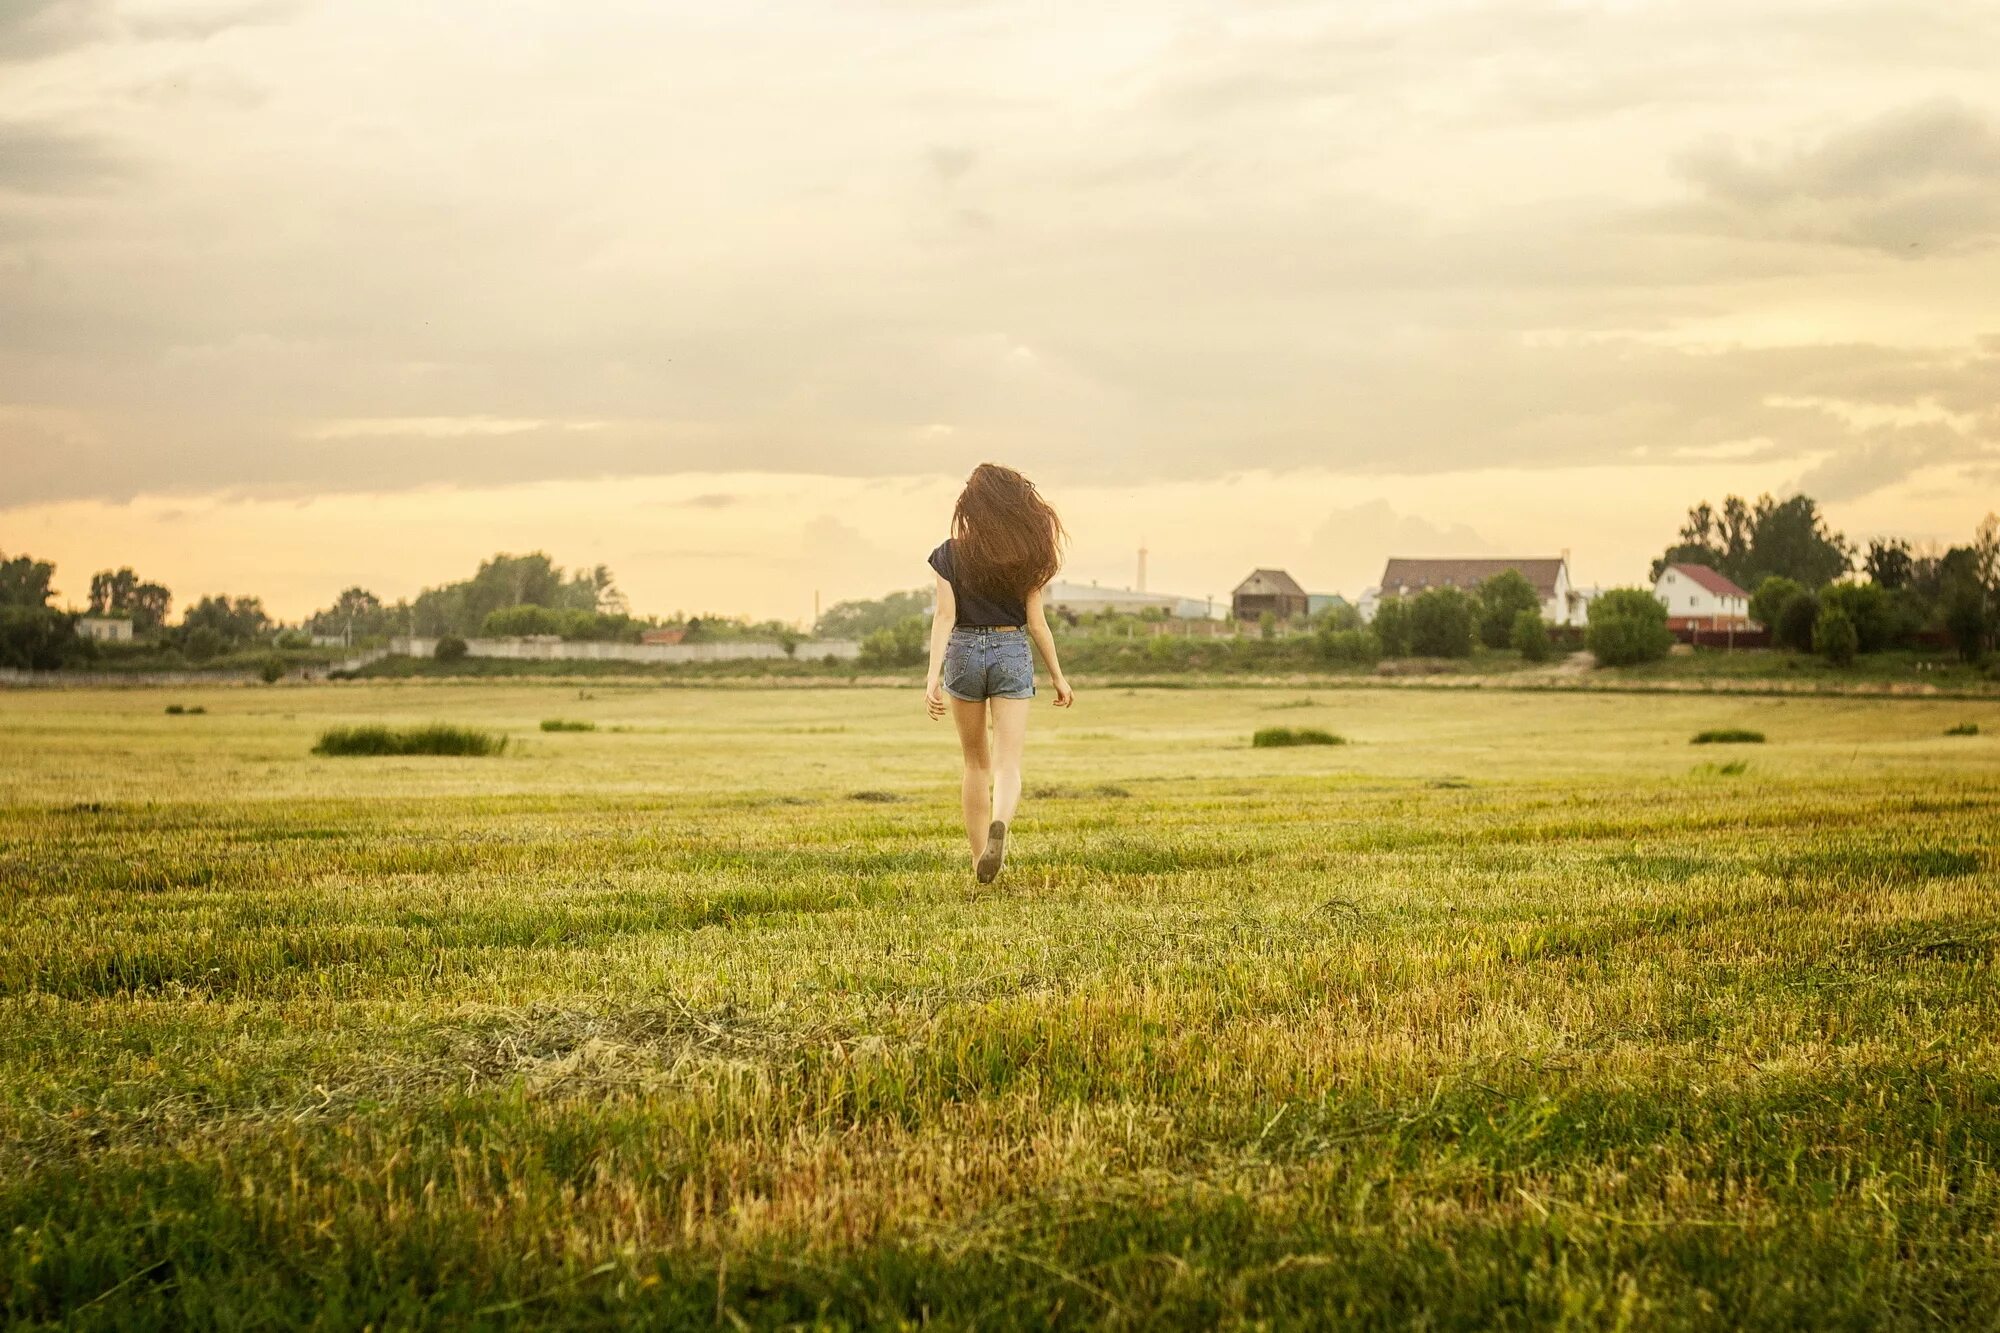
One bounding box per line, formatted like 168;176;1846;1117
950;463;1066;601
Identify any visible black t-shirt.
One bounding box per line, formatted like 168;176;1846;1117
928;539;1028;627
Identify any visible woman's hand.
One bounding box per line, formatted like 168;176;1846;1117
1052;674;1075;708
925;675;947;719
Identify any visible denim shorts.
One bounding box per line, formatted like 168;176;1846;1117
942;627;1035;702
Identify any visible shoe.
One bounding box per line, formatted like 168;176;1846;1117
975;820;1007;883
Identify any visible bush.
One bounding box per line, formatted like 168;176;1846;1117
1813;606;1859;666
859;615;928;669
1943;583;1989;663
1477;570;1542;649
1252;727;1346;748
0;605;77;670
1749;575;1803;631
164;704;207;715
1258;611;1277;640
259;656;287;684
183;625;226;664
1773;592;1819;653
539;719;596;732
481;604;568;637
1407;587;1475;658
1818;583;1895;653
1510;608;1551;663
1371;598;1412;657
1944;722;1979;736
434;635;469;663
1586;588;1673;666
1692;728;1764;745
1316;627;1379;667
313;724;505;756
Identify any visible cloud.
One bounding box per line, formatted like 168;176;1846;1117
0;0;111;62
1671;100;2000;254
0;121;128;193
0;0;292;62
1303;500;1491;592
1788;425;1997;503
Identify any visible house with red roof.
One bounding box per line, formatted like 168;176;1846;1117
1375;556;1586;625
1653;563;1751;629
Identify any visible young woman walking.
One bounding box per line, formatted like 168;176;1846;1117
924;464;1074;883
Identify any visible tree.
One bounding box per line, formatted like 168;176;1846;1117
0;605;75;669
410;553;623;637
0;552;56;607
1476;570;1542;649
1818;583;1896;654
1406;587;1474;658
816;589;932;640
1943;581;1989;663
434;635;469;663
1749;576;1803;631
859;615;928;668
1774;592;1820;653
1748;494;1852;588
1371;598;1413;657
1975;512;2000;594
87;567;173;632
1585;588;1673;666
1652;493;1850;590
181;595;270;647
308;587;389;640
1863;539;1915;592
1511;607;1552;662
1258;611;1277;640
1813;606;1858;666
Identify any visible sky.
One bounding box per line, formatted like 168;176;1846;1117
3;0;1998;623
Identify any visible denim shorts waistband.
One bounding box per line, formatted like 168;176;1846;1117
953;625;1022;634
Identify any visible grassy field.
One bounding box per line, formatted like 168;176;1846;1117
3;682;1998;1329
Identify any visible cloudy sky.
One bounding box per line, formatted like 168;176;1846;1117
4;0;1998;622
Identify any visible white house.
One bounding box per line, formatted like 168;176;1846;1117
1375;557;1582;626
1653;563;1750;627
78;616;134;643
1043;581;1214;620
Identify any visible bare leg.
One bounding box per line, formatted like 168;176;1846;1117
949;696;991;862
988;696;1030;826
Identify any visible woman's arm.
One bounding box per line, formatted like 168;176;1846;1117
924;574;955;720
1025;587;1074;708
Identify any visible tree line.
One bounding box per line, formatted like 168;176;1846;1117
0;549;807;672
1652;494;1997;665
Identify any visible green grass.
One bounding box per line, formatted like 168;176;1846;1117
161;704;206;715
1251;726;1345;747
1948;721;1981;736
2;684;1998;1328
539;718;597;732
1691;727;1765;744
312;722;507;756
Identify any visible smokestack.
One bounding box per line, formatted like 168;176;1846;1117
1137;540;1148;593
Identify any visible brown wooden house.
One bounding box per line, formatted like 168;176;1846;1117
1231;568;1309;622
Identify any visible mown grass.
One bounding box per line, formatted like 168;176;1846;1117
313;723;507;756
1691;727;1765;745
1251;726;1345;748
1;684;1997;1328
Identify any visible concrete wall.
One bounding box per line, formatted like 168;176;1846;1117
388;636;862;663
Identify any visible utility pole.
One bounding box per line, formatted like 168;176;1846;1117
1137;539;1148;593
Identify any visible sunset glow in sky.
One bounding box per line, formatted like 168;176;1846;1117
5;1;1998;621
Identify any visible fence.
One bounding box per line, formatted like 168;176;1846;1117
387;636;862;663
